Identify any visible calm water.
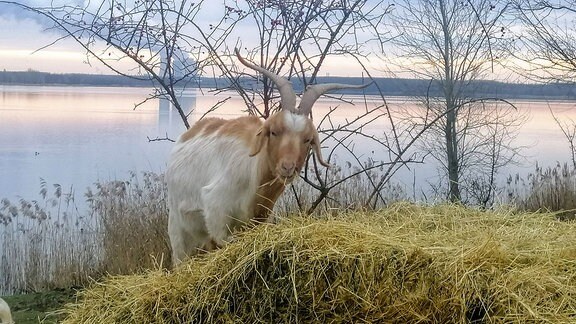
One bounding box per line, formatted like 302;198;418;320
0;85;574;204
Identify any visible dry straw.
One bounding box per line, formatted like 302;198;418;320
61;203;576;323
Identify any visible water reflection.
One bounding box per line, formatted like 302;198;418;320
0;86;179;202
158;93;197;132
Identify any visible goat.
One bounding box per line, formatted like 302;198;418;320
166;48;370;265
0;297;13;324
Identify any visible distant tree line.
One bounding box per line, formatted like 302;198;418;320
0;70;147;87
1;70;575;100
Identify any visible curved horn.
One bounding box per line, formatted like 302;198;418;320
235;48;297;112
298;82;373;116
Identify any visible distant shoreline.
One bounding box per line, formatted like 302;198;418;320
1;70;575;100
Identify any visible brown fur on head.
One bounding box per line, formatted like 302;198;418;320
250;110;329;181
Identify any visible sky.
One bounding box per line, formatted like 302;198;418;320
0;16;107;73
0;0;552;81
0;0;100;73
0;0;387;77
0;0;182;74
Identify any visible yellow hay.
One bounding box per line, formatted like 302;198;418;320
61;203;576;323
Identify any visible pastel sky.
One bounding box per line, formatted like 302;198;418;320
0;1;92;72
0;1;533;81
0;0;390;77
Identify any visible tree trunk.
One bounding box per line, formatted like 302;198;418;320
440;0;461;202
445;105;461;202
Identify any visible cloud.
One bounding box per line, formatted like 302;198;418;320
0;0;91;62
0;1;85;30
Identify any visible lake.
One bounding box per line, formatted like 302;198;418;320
0;85;574;205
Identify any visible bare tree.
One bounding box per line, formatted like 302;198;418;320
385;0;524;205
0;0;390;123
512;1;576;168
550;107;576;168
511;0;576;82
1;0;209;128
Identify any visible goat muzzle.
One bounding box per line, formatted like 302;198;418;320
279;161;297;178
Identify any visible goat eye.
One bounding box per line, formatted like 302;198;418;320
270;131;278;137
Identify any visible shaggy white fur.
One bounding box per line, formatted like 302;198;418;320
167;135;265;264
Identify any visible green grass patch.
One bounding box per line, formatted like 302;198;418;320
2;288;77;323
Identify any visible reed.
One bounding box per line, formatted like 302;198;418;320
277;160;407;213
0;181;99;294
507;162;576;219
84;171;171;274
0;172;170;294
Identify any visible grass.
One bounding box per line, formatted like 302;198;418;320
1;288;77;324
60;203;576;323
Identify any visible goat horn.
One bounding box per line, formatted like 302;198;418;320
298;82;373;116
235;48;297;113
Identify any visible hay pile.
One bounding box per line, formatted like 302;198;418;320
62;204;576;323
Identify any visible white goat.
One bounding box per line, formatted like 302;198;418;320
0;297;13;324
166;49;370;265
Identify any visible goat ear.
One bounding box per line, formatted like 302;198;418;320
249;127;267;156
311;130;330;168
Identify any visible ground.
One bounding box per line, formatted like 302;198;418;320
2;288;76;324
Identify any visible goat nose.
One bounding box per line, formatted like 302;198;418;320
281;162;296;173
